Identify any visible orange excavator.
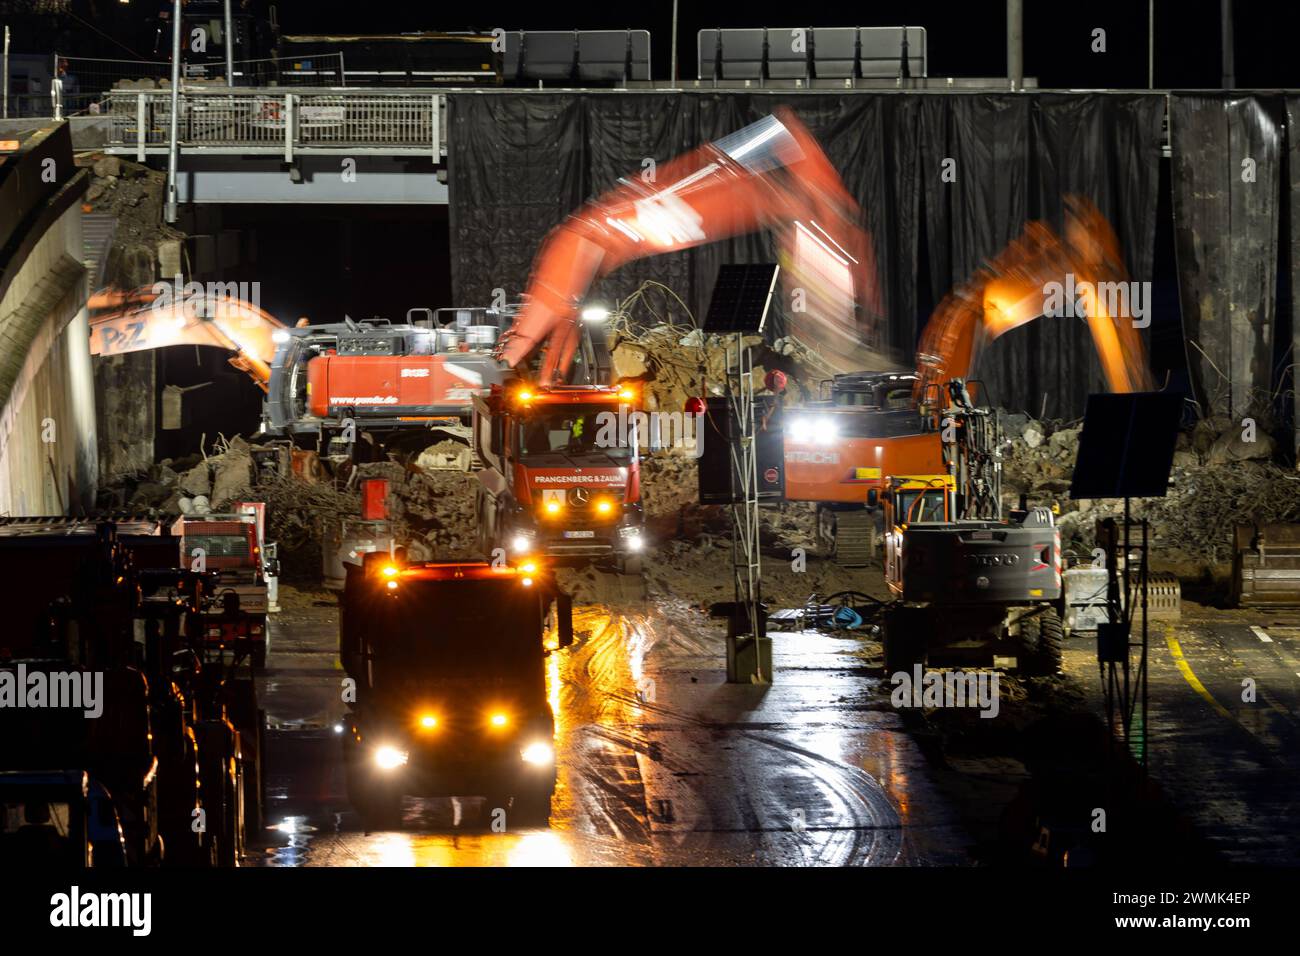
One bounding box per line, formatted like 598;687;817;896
475;109;884;572
784;195;1154;565
88;287;521;464
86;110;880;447
911;195;1151;400
497;108;884;385
88;285;287;388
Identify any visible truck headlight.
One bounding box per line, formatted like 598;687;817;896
374;745;408;770
520;742;554;765
511;533;534;553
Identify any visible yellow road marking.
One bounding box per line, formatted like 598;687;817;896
1167;626;1292;723
1165;627;1235;721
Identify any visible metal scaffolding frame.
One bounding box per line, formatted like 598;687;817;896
723;331;767;683
1098;506;1150;773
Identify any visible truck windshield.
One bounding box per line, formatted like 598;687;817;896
185;533;251;560
898;489;948;524
517;406;632;461
372;579;544;689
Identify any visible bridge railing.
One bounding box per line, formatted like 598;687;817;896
104;88;444;158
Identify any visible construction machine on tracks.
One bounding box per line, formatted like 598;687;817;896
783;195;1154;565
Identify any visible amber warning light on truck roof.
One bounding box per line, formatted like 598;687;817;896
376;561;545;586
512;384;637;406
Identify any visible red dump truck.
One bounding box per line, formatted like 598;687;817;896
340;555;572;828
473;383;647;573
172;504;275;669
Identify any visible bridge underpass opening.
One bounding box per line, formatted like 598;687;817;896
153;203;453;458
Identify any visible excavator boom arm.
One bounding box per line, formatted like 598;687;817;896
914;196;1153;401
499;110;882;384
88;288;286;389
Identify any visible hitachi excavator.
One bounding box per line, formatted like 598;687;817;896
784;195;1155;565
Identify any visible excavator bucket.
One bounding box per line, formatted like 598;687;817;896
89;286;286;387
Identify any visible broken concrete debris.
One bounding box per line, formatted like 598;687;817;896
97;320;1298;588
1000;411;1300;566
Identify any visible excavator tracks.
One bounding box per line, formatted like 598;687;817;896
825;508;876;568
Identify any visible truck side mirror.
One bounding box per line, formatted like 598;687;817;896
556;591;573;648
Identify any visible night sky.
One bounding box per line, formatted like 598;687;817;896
11;0;1300;89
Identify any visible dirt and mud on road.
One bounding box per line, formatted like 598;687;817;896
247;427;1211;867
256;579;974;866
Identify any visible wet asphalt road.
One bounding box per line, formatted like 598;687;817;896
248;585;1300;866
1063;609;1300;865
250;582;969;867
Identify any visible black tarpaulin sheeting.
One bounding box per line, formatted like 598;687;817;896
1287;97;1300;456
447;92;1164;417
1170;95;1283;420
991;94;1162;418
582;95;697;316
446;95;586;310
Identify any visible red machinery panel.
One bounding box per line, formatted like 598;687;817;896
361;479;389;521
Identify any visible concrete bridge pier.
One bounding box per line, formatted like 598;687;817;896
0;123;96;516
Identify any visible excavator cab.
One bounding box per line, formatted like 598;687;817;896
882;475;957;594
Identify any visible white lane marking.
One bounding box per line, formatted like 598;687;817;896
1251;626;1274;643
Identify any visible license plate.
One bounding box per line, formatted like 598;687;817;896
563;530;595;539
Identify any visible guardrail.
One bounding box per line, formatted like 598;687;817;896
104;88;445;159
57;53;347;94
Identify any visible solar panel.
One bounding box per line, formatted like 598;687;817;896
522;32;576;81
703;263;780;334
813;27;857;79
1070;392;1183;499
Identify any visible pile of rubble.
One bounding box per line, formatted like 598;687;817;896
353;460;481;563
608;321;829;552
98;432;488;579
78;154;184;288
100;435;262;516
608;323;831;415
1001;412;1300;565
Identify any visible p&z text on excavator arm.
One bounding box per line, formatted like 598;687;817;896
88;286;287;390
